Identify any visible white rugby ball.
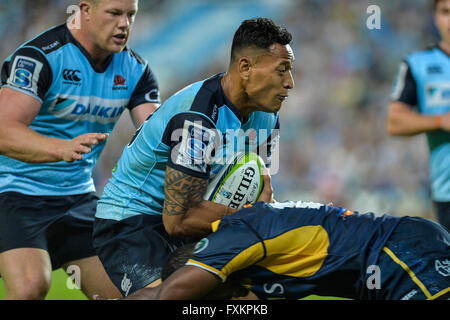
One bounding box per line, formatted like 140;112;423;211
204;152;265;209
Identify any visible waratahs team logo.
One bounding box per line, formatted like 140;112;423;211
113;74;128;90
114;75;126;86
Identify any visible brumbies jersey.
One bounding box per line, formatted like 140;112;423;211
187;201;402;300
391;45;450;202
97;73;279;220
0;24;160;195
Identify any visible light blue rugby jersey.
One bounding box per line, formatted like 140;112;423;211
0;24;160;196
391;45;450;201
97;73;280;220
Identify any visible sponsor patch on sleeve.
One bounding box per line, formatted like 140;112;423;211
173;120;217;174
7;55;44;96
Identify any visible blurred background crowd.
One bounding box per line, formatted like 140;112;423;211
0;0;439;219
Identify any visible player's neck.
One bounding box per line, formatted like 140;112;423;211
221;73;254;120
67;23;111;69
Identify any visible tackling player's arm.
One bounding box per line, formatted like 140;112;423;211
125;266;221;300
0;88;107;163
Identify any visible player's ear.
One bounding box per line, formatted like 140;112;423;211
237;56;252;81
79;1;93;21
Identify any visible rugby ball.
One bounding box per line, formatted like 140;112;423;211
204;152;265;209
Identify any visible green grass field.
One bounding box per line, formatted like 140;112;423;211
0;268;88;300
0;270;347;300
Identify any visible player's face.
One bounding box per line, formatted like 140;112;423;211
246;43;295;114
87;0;138;53
435;0;450;44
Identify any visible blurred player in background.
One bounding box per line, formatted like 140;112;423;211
0;0;160;299
93;18;293;297
387;0;450;229
121;201;450;300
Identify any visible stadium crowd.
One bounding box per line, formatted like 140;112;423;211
0;0;439;219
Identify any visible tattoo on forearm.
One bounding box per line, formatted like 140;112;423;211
163;166;208;216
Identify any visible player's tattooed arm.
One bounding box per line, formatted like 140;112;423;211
162;166;236;237
163;166;208;216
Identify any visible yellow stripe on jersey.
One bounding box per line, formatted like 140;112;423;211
257;225;330;278
382;247;432;299
430;287;450;300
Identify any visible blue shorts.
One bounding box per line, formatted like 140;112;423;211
93;214;198;296
366;217;450;300
0;192;98;270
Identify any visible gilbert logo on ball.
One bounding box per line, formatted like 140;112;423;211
204;152;265;209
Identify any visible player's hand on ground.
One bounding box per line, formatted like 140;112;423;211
61;133;108;163
257;169;274;203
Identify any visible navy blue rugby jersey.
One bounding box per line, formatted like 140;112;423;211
96;73;280;220
391;45;450;202
187;200;402;300
0;24;160;195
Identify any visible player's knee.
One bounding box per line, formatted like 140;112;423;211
7;274;51;300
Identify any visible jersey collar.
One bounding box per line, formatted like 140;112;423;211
64;24;114;73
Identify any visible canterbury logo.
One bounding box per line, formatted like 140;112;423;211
63;69;81;82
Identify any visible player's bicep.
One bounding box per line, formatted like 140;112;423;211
129;102;160;128
163;165;208;216
0;87;41;126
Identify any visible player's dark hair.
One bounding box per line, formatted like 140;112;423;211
230;17;292;63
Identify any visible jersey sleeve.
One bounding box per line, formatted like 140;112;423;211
127;64;161;110
164;112;220;179
390;60;418;108
186;220;265;282
0;47;52;103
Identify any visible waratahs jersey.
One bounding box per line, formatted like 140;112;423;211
187;201;402;300
391;45;450;202
96;73;279;220
0;24;160;196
